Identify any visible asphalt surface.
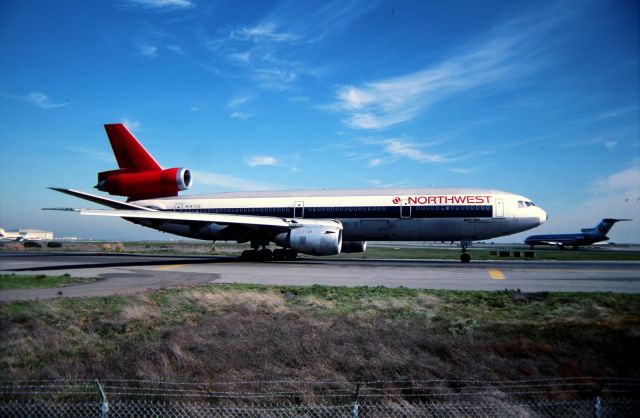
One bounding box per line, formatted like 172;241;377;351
1;251;639;301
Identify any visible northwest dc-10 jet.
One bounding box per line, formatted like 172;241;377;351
48;124;547;262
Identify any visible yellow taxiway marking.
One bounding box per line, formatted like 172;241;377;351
488;269;506;280
155;264;186;271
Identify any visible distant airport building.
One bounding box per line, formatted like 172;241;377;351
0;228;54;241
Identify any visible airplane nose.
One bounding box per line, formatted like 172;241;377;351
538;208;548;225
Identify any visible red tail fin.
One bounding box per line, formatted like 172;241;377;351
97;124;192;200
104;124;162;171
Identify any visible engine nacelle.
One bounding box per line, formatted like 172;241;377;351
341;241;367;253
275;222;343;256
96;167;192;200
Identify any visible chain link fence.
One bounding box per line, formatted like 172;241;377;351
1;377;639;417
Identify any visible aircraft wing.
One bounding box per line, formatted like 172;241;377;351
45;188;340;233
75;208;292;230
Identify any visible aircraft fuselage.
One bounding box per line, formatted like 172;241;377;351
132;188;547;243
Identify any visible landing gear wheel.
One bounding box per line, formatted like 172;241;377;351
284;250;298;261
272;249;286;261
240;250;254;261
258;248;273;261
460;253;471;263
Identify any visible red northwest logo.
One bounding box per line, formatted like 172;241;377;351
392;197;402;204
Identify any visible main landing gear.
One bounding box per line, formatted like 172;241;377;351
240;246;298;262
460;241;472;263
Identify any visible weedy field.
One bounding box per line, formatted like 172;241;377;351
1;284;638;384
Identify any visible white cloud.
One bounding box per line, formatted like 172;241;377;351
590;165;640;195
595;106;637;121
604;141;618;150
27;92;67;109
228;95;252;108
167;44;184;55
121;118;141;132
65;146;113;163
337;87;376;109
202;1;374;90
231;23;295;42
368;158;382;167
383;139;444;163
230;111;252;120
330;10;566;129
126;0;194;10
0;91;67;109
192;170;279;191
246;155;278;167
449;168;472;174
138;44;158;58
228;95;253;119
229;51;251;63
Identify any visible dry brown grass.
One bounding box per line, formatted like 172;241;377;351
1;285;638;390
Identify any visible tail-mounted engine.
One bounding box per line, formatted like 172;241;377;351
96;167;192;201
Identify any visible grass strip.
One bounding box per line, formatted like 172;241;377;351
0;274;95;290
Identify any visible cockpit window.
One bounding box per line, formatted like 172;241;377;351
525;201;535;207
518;201;526;208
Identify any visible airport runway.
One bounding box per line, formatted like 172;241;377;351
1;251;639;302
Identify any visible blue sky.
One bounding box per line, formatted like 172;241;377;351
1;0;638;243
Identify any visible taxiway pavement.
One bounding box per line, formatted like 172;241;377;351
1;252;639;302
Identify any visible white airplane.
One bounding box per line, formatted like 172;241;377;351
48;124;547;262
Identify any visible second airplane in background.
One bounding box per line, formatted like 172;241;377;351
525;218;630;249
49;124;547;262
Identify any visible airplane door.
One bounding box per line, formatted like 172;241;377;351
294;201;304;218
401;202;411;218
495;199;504;218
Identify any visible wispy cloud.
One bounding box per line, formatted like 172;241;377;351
227;95;253;119
382;139;445;163
125;0;195;10
595;106;637;121
448;168;473;174
121;118;141;132
202;1;375;90
167;44;184;55
229;22;296;43
138;43;158;58
28;92;68;109
228;95;253;108
65;146;114;163
605;141;618;150
245;155;278;167
230;111;252;120
330;9;568;129
192;170;279;191
590;163;640;196
0;91;68;109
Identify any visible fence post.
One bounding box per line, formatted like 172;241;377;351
95;379;109;418
594;396;601;418
351;383;360;418
594;379;605;418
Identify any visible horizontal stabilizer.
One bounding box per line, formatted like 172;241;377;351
47;188;155;211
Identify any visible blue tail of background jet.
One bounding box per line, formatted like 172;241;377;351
581;219;631;236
